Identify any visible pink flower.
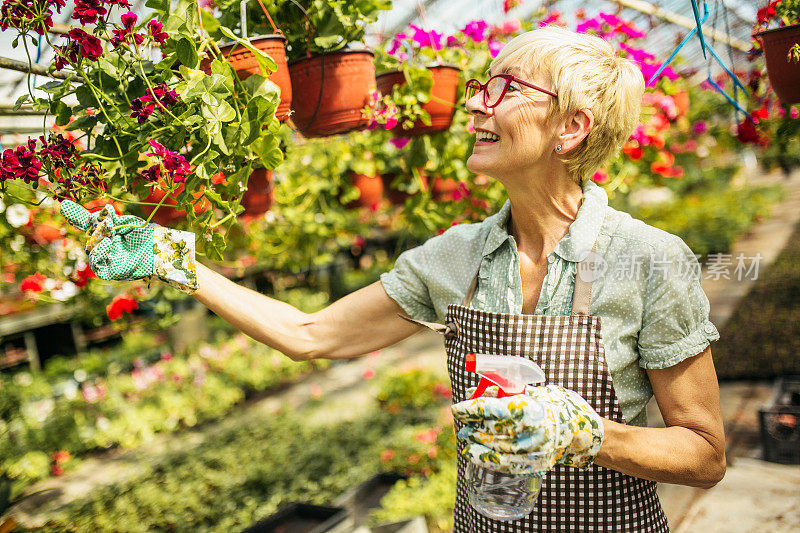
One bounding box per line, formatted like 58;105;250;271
692;120;708;135
384;115;398;130
362;368;375;379
499;19;521;34
502;0;521;13
591;170;609;184
462;20;488;43
446;35;460;47
488;39;503;58
538;10;562;27
389;137;410;150
409;24;443;50
145;139;191;182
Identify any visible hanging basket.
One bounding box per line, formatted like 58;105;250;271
381;172;429;206
240;167;275;217
758;23;800;104
347;172;384;209
376;65;461;136
201;34;293;122
288;50;376;138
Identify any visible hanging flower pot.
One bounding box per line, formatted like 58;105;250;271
288;50;376;137
758;24;800;104
240;167;275;216
348;172;384;209
201;34;292;122
381;173;429;206
376;65;461;136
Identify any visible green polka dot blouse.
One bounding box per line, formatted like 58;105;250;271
380;179;720;427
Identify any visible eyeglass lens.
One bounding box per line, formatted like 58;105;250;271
465;77;508;107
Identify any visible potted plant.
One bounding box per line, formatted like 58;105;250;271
371;25;463;136
0;0;286;260
753;0;800;104
216;0;393;137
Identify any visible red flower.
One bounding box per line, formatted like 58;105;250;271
414;428;438;444
73;264;98;288
757;1;779;24
380;449;395;462
147;19;168;46
50;464;64;476
736;120;769;146
145;139;191;183
72;0;105;24
106;294;138;321
622;142;643;160
110;11;144;48
20;272;47;293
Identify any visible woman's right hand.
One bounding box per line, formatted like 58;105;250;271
60;200;198;293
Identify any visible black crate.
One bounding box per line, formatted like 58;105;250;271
241;502;348;533
759;376;800;465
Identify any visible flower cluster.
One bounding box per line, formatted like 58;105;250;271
20;271;47;292
577;12;646;39
503;0;522;14
54;28;103;70
143;139;191;183
52;163;108;203
50;450;71;476
73;0;106;25
365;90;399;130
38;134;80;169
0;139;41;184
0;0;64;35
106;293;138;320
130;82;181;123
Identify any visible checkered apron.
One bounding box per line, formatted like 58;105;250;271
402;248;669;532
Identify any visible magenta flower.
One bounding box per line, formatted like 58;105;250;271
386;33;406;56
147;19;168;46
538;10;562;27
389;138;410;150
446;35;460;47
145;140;191;183
462;20;488;43
576;18;601;34
141;164;162;182
409;24;443;50
130;98;155;123
692;121;708;135
488;39;503;58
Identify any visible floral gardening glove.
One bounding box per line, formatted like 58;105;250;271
451;384;604;476
60;200;198;294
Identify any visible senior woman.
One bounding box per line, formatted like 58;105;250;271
61;26;725;532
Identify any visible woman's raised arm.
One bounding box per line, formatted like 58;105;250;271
193;261;423;361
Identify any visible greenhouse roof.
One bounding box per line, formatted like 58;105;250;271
0;0;760;110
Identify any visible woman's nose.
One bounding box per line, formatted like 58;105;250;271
465;91;490;116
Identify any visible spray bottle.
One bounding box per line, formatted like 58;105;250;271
463;354;548;521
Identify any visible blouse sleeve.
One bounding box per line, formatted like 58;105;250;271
380;242;437;323
637;235;720;369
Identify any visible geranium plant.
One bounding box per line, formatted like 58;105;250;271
0;0;287;260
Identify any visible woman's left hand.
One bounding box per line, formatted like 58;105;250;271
452;384;604;475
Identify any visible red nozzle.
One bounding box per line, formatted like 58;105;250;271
465;354;476;373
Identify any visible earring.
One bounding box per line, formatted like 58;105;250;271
555;145;563;152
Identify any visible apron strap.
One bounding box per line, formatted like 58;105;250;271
461;268;480;307
571;241;598;316
397;313;459;339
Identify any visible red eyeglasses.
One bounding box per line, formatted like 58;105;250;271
465;74;558;108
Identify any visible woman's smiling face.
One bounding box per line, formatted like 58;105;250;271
466;67;560;181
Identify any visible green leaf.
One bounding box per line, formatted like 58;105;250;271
176;37;199;69
75;84;98;108
253;135;283;169
64;114;98;132
13;94;30;111
56;102;72;126
219;26;277;75
241;95;276;145
199;9;220;35
37;80;64;93
144;0;169;12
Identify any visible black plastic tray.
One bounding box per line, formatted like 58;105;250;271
241;502;348;533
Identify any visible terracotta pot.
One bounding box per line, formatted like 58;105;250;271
672;91;690;117
431;176;461;201
139;180;211;226
348;172;384;209
202;35;292;122
288;50;375;137
381;173;429;206
376;65;461;136
758;24;800;104
240;168;275;216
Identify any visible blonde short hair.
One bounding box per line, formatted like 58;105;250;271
491;26;645;185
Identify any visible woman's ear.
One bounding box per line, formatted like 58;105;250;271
557;108;594;154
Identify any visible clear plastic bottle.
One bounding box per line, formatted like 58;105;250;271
463;354;549;521
466;463;543;521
